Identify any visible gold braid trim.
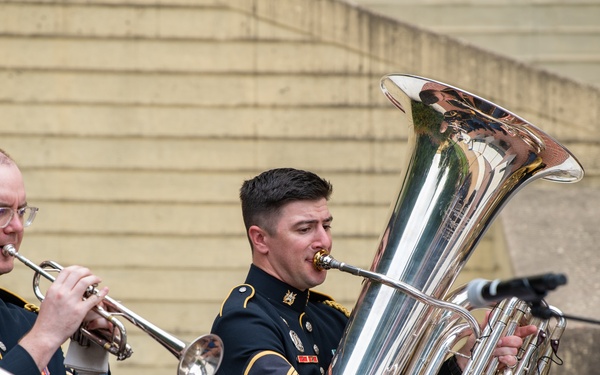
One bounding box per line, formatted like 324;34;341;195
322;300;351;318
244;350;297;375
24;303;40;313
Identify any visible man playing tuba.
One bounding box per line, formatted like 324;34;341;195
211;168;537;375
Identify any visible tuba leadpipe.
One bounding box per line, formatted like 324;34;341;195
2;244;223;375
313;250;481;339
322;74;584;375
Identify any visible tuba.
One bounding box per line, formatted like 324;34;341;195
321;74;584;374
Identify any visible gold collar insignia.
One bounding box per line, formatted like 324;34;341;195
283;290;297;306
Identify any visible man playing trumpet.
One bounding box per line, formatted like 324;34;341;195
0;149;110;375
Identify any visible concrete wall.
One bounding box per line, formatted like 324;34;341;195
0;0;598;374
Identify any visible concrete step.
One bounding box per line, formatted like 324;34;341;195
366;3;600;29
354;0;600;87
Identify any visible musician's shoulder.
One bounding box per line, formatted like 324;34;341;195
309;290;351;318
0;288;39;313
218;284;256;315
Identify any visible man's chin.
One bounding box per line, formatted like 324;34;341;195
0;258;15;275
311;272;327;287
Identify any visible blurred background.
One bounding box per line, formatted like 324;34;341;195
1;0;598;374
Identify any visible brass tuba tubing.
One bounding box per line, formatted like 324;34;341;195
313;250;482;339
516;305;566;375
463;298;528;375
2;244;223;375
322;74;582;375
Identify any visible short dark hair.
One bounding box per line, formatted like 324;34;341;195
240;168;333;237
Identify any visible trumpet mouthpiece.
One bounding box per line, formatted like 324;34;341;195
1;244;16;257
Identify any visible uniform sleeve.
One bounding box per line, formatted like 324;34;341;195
1;344;72;375
0;290;71;375
212;287;296;375
213;306;296;375
245;351;299;375
0;344;42;375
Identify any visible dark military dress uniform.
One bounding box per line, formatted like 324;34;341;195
212;265;349;375
212;265;463;375
0;288;68;375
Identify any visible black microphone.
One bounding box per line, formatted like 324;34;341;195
466;273;567;308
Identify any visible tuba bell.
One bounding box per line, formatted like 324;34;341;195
323;74;584;374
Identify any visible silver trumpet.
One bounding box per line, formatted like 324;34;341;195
2;244;223;375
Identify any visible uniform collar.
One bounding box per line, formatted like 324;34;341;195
246;264;310;313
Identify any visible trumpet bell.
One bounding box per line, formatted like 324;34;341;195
1;244;224;374
178;334;223;375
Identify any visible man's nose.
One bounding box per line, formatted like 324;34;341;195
314;226;332;249
4;212;24;232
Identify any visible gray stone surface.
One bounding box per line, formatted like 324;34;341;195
501;183;600;374
352;0;600;88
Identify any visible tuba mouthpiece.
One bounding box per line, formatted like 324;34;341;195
313;249;332;271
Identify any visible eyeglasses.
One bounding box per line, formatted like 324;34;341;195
0;206;39;229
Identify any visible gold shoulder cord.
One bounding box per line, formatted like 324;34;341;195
0;288;39;313
24;303;40;313
322;300;351;318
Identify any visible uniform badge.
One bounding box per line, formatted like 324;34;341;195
283;290;297;305
0;340;5;351
289;330;304;352
297;355;319;363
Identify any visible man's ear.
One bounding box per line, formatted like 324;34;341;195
248;225;269;255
